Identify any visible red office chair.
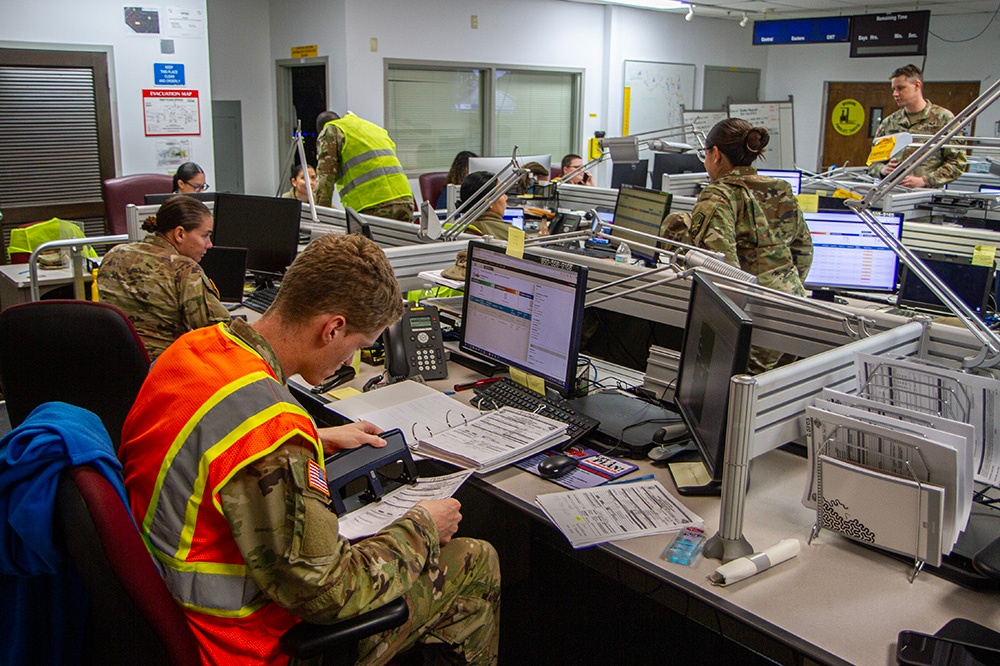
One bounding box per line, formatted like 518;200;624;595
57;464;410;666
550;166;562;180
0;300;150;451
418;172;448;208
101;173;173;235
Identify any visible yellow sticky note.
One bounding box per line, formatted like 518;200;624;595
972;245;997;268
667;461;712;488
326;386;363;400
833;188;862;200
509;367;545;395
506;227;525;259
509;367;528;389
796;193;819;213
867;135;897;165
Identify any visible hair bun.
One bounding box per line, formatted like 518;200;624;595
743;126;770;154
141;215;158;232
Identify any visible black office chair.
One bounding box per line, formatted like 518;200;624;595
57;463;409;666
0;300;150;450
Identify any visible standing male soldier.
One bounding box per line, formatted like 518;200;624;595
868;64;967;188
314;111;415;222
118;233;500;666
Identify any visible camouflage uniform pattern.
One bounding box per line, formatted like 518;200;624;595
220;320;501;666
867;101;967;187
663;167;813;373
315;123;414;221
97;234;230;360
466;210;509;241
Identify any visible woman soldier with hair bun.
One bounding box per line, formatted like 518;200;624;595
663;118;813;373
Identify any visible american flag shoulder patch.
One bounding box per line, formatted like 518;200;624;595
307;459;330;497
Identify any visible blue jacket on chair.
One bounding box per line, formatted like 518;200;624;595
0;401;127;665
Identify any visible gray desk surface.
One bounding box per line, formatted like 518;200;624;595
310;358;1000;666
0;263;93;310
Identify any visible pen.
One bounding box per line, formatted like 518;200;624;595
453;377;503;392
606;473;654;486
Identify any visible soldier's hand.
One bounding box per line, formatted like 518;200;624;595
899;174;928;188
880;159;899;177
417;498;462;544
318;421;386;454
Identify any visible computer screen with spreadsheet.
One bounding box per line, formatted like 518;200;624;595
803;210;903;294
459;241;588;395
757;169;803;196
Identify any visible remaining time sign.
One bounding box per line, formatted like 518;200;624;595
850;11;930;58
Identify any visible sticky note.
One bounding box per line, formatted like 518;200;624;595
506;227;525;259
796;194;819;213
972;245;996;267
667;461;712;488
509;367;529;389
833;188;862;200
509;367;545;395
327;386;363;400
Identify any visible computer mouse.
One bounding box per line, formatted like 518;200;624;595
537;454;579;479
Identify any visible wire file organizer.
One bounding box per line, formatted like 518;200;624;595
809;430;939;582
856;359;973;425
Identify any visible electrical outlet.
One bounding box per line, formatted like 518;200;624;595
370;37;378;52
471;15;478;29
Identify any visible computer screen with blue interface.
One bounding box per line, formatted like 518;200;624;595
803;210;903;293
587;208;615;247
460;241;588;394
757;169;803;195
503;207;525;230
980;184;1000;194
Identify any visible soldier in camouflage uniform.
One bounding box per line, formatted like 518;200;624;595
98;195;229;360
867;64;967;188
118;233;500;666
663;118;812;374
315;111;415;222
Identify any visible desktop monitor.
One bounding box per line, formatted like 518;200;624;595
651;153;705;191
757;169;803;196
198;246;247;303
611;160;649;189
502;207;525;230
608;185;673;266
459;241;588;395
586;207;615;248
211;193;302;280
144;192;216;205
672;271;753;495
345;207;374;240
803;210;904;297
980;184;1000;194
896;252;994;317
468;154;552;176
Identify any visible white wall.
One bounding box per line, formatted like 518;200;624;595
764;12;1000;171
1;0;215;183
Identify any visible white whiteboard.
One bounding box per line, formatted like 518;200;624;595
681;108;728;147
728;98;795;170
622;61;696;137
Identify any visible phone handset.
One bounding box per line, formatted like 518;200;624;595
381;303;448;381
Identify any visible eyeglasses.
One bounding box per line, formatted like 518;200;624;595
186;180;210;192
697;148;707;162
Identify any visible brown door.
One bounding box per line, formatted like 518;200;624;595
821;80;980;170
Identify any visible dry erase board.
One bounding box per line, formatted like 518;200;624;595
681;108;728;147
622;60;696;137
728;98;795;170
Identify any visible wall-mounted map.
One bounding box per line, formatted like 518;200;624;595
622;60;695;137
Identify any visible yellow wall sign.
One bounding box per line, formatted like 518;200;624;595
831;99;864;136
290;44;319;59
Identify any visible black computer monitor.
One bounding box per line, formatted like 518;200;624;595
896;252;994;317
459;241;588;396
345;207;373;240
611;160;649;189
211;193;302;280
143;192;216;205
803;210;904;299
757;169;803;196
672;271;753;496
608;185;672;266
651;153;705;190
198;246;248;303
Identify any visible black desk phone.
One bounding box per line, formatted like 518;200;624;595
382;303;448;380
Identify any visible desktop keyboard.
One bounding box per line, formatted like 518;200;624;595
242;285;280;314
470;378;600;448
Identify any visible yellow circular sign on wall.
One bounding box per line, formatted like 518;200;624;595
831;99;864;136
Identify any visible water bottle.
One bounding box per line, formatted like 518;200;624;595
615;242;632;264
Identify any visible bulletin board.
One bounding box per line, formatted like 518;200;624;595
728;97;795;169
622;61;696;137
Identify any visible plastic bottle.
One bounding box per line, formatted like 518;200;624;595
614;242;632;264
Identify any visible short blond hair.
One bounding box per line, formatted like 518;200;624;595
270;233;403;335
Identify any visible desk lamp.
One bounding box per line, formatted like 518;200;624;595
276;119;320;225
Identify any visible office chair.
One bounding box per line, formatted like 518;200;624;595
57;464;410;666
0;300;150;450
101;173;173;235
418;171;448;208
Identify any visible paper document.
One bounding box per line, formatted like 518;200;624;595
536;481;702;549
337;470;473;541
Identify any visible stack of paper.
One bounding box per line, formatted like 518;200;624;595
536;481;702;549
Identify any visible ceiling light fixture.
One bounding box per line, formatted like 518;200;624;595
739;12;748;27
685;4;694;21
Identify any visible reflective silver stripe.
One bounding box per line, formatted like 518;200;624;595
747;551;772;572
343;147;395;172
147;376;298;557
340;164;406;198
162;563;265;613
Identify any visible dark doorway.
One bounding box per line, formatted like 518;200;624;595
291;65;327;166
